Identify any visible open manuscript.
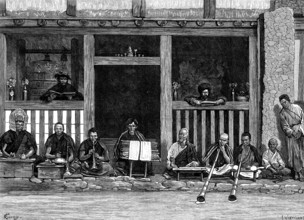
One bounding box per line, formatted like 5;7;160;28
121;140;152;161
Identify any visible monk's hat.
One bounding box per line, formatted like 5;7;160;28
9;108;28;131
54;71;71;80
198;83;211;94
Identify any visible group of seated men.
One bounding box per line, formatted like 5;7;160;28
164;129;292;181
0;109;155;183
0;108;294;183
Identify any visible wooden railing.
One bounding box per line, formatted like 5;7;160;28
172;101;249;160
5;101;84;155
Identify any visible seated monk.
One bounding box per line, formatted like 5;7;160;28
261;138;291;180
44;122;75;170
0;108;43;183
202;133;234;176
40;71;83;102
163;128;199;180
113;118;153;176
184;83;226;106
79;127;114;176
234;132;262;179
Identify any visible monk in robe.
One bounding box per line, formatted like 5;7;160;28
40;71;83;102
163;128;199;179
45;122;75;165
261;138;291;180
234;132;262;179
202;133;234;176
0;108;43;183
1;109;37;159
113;118;149;176
279;94;304;181
79;127;113;176
184;83;226;106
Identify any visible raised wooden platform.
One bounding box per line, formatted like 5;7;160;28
37;164;65;179
0;158;34;178
173;167;207;181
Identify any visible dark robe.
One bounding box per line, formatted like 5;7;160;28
44;133;75;160
0;130;37;158
203;142;233;167
174;142;199;167
78;139;113;176
234;144;261;167
40;83;83;102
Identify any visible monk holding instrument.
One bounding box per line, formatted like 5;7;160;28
202;133;234;176
79;127;114;176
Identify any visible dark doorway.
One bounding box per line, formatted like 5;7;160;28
95;65;160;141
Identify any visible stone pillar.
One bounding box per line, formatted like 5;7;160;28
262;7;295;151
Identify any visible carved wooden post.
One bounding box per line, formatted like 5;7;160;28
16;39;26;100
83;35;95;134
67;0;77;17
249;36;259;148
0;34;6;135
160;36;172;165
0;0;6;16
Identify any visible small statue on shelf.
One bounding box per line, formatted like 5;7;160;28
172;81;181;101
127;46;133;57
21;77;29;101
6;77;16;101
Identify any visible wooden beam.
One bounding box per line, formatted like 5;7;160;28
16;39;26;100
160;35;172;165
249;36;259;148
204;0;216;19
0;33;6;135
94;57;160;66
83;35;95;134
173;101;249;110
5;101;84;110
0;27;257;37
141;0;146;18
67;0;77;17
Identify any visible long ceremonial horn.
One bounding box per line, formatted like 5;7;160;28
228;150;243;202
196;148;220;204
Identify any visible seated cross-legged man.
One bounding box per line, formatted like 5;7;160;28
202;133;234;176
163;128;199;180
44;122;76;174
261;138;291;180
0;108;44;183
234;132;262;179
113;118;153;176
79;127;114;177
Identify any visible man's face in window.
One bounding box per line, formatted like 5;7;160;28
201;89;209;98
59;76;68;85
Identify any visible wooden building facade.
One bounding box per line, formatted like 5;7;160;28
0;0;277;168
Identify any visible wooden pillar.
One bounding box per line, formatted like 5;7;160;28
249;36;260;147
0;34;6;135
71;38;80;88
16;39;26;100
160;36;172;164
83;35;95;134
